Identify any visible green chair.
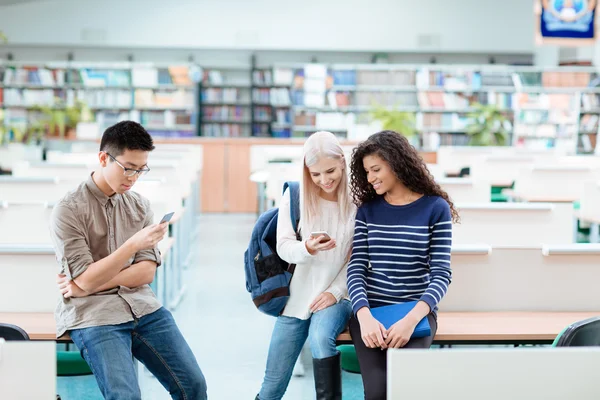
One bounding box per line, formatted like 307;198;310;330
552;317;600;347
491;182;514;203
337;345;361;373
57;349;93;376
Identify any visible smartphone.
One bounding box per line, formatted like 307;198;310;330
159;212;175;224
311;231;331;243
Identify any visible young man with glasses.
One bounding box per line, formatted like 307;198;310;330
49;121;207;400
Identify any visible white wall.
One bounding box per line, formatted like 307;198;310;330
0;0;535;54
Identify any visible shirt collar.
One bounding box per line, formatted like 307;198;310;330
86;172;119;207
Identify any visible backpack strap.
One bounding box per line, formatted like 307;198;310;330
282;181;300;236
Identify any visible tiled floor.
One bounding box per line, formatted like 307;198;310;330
57;214;365;399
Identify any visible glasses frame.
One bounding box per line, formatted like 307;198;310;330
105;152;150;177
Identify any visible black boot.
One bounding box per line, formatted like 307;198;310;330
313;353;342;400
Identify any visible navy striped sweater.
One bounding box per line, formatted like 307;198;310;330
347;195;452;315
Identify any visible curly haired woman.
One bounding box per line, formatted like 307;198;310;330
346;131;460;400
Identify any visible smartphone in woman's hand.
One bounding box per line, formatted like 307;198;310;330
311;231;331;243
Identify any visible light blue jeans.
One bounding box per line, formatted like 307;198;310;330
70;307;207;400
258;299;352;400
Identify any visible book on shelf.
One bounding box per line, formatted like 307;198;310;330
167;66;191;85
416;68;481;90
132;67;190;88
580;134;596;153
513;93;576;109
331;69;356;86
270;88;291;106
579;114;599;133
203;105;249;122
252;88;271;104
581;94;600;110
273;68;294;86
253;106;271;122
419;113;471;131
354;92;417;107
203;68;249;87
252;69;273;86
417;92;470;109
203;88;248;104
274;109;291;124
202;123;250;138
480;71;514;87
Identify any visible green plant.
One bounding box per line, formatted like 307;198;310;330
465;103;511;146
0;110;5;145
32;98;90;138
370;105;417;138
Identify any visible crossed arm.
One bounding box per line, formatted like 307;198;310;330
51;203;165;299
58;260;157;298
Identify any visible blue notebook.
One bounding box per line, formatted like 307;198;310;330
370;301;431;338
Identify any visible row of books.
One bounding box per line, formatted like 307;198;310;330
202;88;248;104
419;114;472;131
252;70;273;86
1;66;194;87
201;124;250;137
253;106;271;122
202;106;249;121
0;88;194;109
514;110;577;125
579;114;600;133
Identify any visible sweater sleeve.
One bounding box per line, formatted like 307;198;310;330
347;207;370;315
276;189;314;265
325;262;348;302
420;199;453;312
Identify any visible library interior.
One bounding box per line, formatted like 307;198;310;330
1;1;600;399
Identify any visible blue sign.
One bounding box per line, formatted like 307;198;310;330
540;0;597;41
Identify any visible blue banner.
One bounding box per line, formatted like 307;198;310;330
538;0;597;44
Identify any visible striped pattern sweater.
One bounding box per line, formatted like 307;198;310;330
347;195;452;315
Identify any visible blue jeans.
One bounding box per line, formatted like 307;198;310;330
258;299;352;400
70;307;207;400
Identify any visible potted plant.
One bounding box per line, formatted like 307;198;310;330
465;103;512;146
370;105;418;144
0;117;45;172
33;98;91;139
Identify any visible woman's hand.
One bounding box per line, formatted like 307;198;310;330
305;235;336;255
357;307;388;349
385;317;417;348
310;292;337;313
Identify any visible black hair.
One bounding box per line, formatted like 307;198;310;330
99;121;155;157
350;130;460;223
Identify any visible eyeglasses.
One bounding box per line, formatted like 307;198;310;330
106;153;150;177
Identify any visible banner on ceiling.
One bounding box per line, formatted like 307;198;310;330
535;0;598;46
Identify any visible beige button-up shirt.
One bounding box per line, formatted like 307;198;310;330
49;173;162;337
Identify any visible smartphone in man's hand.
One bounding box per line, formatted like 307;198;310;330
160;212;175;224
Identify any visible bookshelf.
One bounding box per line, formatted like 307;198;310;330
5;60;599;154
0;61;199;139
198;66;253;138
255;63;600;153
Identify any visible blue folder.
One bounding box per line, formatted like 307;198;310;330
370;301;431;338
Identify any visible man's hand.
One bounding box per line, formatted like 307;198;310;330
385;317;417;348
310;292;337;313
126;223;168;252
57;274;89;299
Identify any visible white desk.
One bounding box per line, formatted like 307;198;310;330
388;348;600;400
0;341;56;399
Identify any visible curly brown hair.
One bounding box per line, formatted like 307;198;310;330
350;130;460;223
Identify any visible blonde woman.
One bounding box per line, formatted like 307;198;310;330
256;131;356;400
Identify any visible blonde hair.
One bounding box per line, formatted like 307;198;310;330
299;131;353;237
